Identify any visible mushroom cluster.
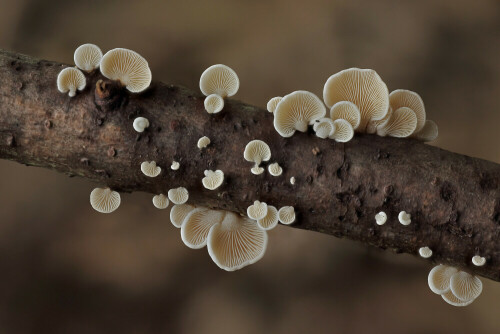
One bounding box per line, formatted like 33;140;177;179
199;64;239;114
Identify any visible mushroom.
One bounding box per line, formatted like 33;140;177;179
375;211;387;225
202;170;224;190
247;201;268;220
398;211;411;225
266;96;283;113
204;94;224;114
389;89;426;134
366;107;393;134
170;204;196;228
199;64;239;113
428;264;458;294
100;48;152;93
376;107;417;138
168;187;189;205
152;194;169;209
449;271;483;302
313;118;335;139
90;187;121;213
278;206;295;225
441;290;475;307
133;117;150;133
181;208;225;248
290;176;296;185
472;255;486;267
330;119;354;142
74;43;103;72
197;136;211;149
414;120;439;142
57;67;86;97
171;161;180;170
323;68;389;131
207;212;268;271
330;101;361;130
244;140;271;175
141;161;161;177
267;163;283;176
418;246;433;258
256;205;279;230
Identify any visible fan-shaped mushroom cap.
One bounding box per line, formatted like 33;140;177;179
266;96;283;113
74;43;103;72
389;89;426;133
100;48;152;93
170;204;196;228
274;90;326;137
204;94;224;114
207;212;268;271
330;119;354;142
244;140;271;175
199;64;239;98
202;170;224;190
366;106;393;134
247;201;268;220
472;255;486;266
133;117;149;133
181;208;225;249
414;120;438;142
441;290;475;307
450;271;483;302
290;176;296;185
256;205;279;230
141;161;161;177
398;211;411;225
168;187;189;205
313;118;335;139
197;136;211;149
57;67;86;97
428;264;458;294
90;187;121;213
419;246;433;258
323;68;389;131
171;161;180;170
278;206;295;225
330;101;361;130
152;194;169;209
267;163;283;176
375;211;387;225
376;107;417;138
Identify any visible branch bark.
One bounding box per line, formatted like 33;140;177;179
0;49;498;281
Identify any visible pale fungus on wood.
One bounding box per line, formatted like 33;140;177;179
376;107;417;138
170;204;196;228
278;206;295;225
266;96;282;113
181;208;225;249
267;162;283;176
256;205;279;231
313;118;336;139
197;136;211;149
330;101;361;130
152;194;169;209
90;187;121;213
171;161;180;170
57;67;86;97
398;211;411;225
73;43;103;72
244;140;271;175
199;64;239;114
419;246;433;258
168;187;189;205
330;119;354;142
133;117;150;133
374;211;387;225
141;161;161;177
202;169;224;190
472;255;486;267
247;200;268;220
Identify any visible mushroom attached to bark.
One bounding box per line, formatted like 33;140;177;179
181;208;225;248
202;170;224;190
449;271;483;302
414;120;439;142
133;117;149;133
152;194;169;209
170;204;196;228
171;161;180;170
204;94;224;114
57;67;86;97
141;161;161;177
472;255;486;267
168;187;189;205
376;107;417;138
330;119;354;142
375;211;387;225
419;246;433;258
274;90;326;137
290;176;296;185
313;118;335;139
266;96;282;113
90;187;121;213
244;140;271;175
428;264;458;294
366;106;393;134
278;206;295;225
197;136;211;149
247;201;268;220
441;290;475;307
199;64;239;113
389;89;426;134
398;211;411;225
330;101;361;130
256;205;279;230
100;48;152;93
74;43;103;72
267;163;283;176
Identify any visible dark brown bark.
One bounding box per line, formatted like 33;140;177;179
0;49;498;281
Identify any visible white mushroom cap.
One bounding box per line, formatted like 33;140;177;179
90;187;121;213
197;136;211;149
278;206;295;225
290;176;296;185
273;90;326;137
450;271;483;302
256;205;279;230
204;94;224;114
74;43;103;72
267;163;283;177
428;264;458;294
247;200;268;220
389;89;426;133
376;107;417;138
170;204;196;228
181;208;225;249
266;96;282;113
199;64;239;98
141;161;161;177
414;120;438;142
441;290;475;307
244;140;271;175
330;119;354;143
323;68;389;131
202;169;224;190
366;106;393;134
207;212;268;271
398;211;411;225
418;246;433;258
375;211;387;225
152;194;169;209
168;187;189;205
57;67;86;97
330;101;361;130
472;255;486;266
100;48;152;93
313;118;336;139
171;161;180;170
133;117;150;133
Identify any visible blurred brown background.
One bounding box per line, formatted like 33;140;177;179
0;0;499;333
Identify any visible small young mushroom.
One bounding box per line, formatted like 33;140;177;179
389;89;426;134
197;136;211;149
266;96;283;113
278;206;295;225
168;187;189;205
133;117;150;133
171;161;180;170
414;120;439;142
472;255;486;267
330;119;354;142
181;208;225;248
428;264;458;294
398;211;411;225
376;107;417;138
152;194;169;209
290;176;296;185
74;43;103;72
366;107;393;134
199;64;239;113
330;101;361;130
202;170;224;190
441;290;475;307
90;187;121;213
375;211;387;225
449;271;483;302
418;246;433;258
204;94;224;114
141;161;161;177
256;205;279;230
57;67;86;97
267;163;283;177
100;48;152;93
247;201;268;220
244;140;271;175
313;118;335;139
170;204;196;228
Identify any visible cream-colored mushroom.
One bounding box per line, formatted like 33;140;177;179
441;290;475;307
428;264;458;294
376;107;417;138
330;119;354;143
100;48;152;93
414;120;439;142
278;206;295;225
313;118;335;139
389;89;426;134
419;246;433;258
398;211;411;225
375;212;387;225
472;255;486;267
267;163;283;177
74;43;103;72
133;117;149;133
152;194;169;209
171;161;180;170
247;201;268;220
90;187;121;213
168;187;189;205
256;205;279;230
197;136;211;149
204;94;224;114
290;176;296;185
266;96;282;113
57;67;86;97
450;271;483;302
181;208;225;248
330;101;361;130
202;170;224;190
244;140;271;175
323;68;389;131
199;64;239;114
366;107;393;134
141;161;161;177
273;90;326;137
170;204;196;228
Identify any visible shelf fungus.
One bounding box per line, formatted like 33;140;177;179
90;187;121;213
398;211;411;225
244;140;271;175
171;161;180;170
74;43;103;72
313;118;335;139
168;187;189;205
170;204;196;228
152;194;169;209
331;119;354;142
197;136;211;149
428;265;482;307
418;246;433;258
133;117;150;133
330;101;361;130
202;170;224;190
247;201;268;220
274;90;326;137
141;161;161;177
374;211;387;225
199;64;239;114
57;67;86;97
266;96;283;113
256;205;279;231
267;163;283;176
376;107;417;138
100;48;152;93
278;206;296;225
472;255;486;267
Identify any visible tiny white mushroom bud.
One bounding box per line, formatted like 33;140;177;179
244;140;271;175
133;117;150;133
428;264;458;295
313;118;335;139
171;161;180;170
204;94;224;114
389;89;426;134
152;194;169;209
256;205;279;230
74;43;103;72
472;255;486;267
202;170;224;190
268;163;283;176
57;67;86;97
247;201;268;220
90;187;121;213
290;176;296;185
278;206;295;225
266;96;282;113
197;136;211;149
398;211;411;225
141;161;161;177
168;187;189;205
170;204;196;228
375;211;387;225
418;246;433;258
450;271;483;302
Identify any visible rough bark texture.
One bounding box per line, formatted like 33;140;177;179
0;49;498;281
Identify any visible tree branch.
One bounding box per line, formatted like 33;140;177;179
0;49;498;281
